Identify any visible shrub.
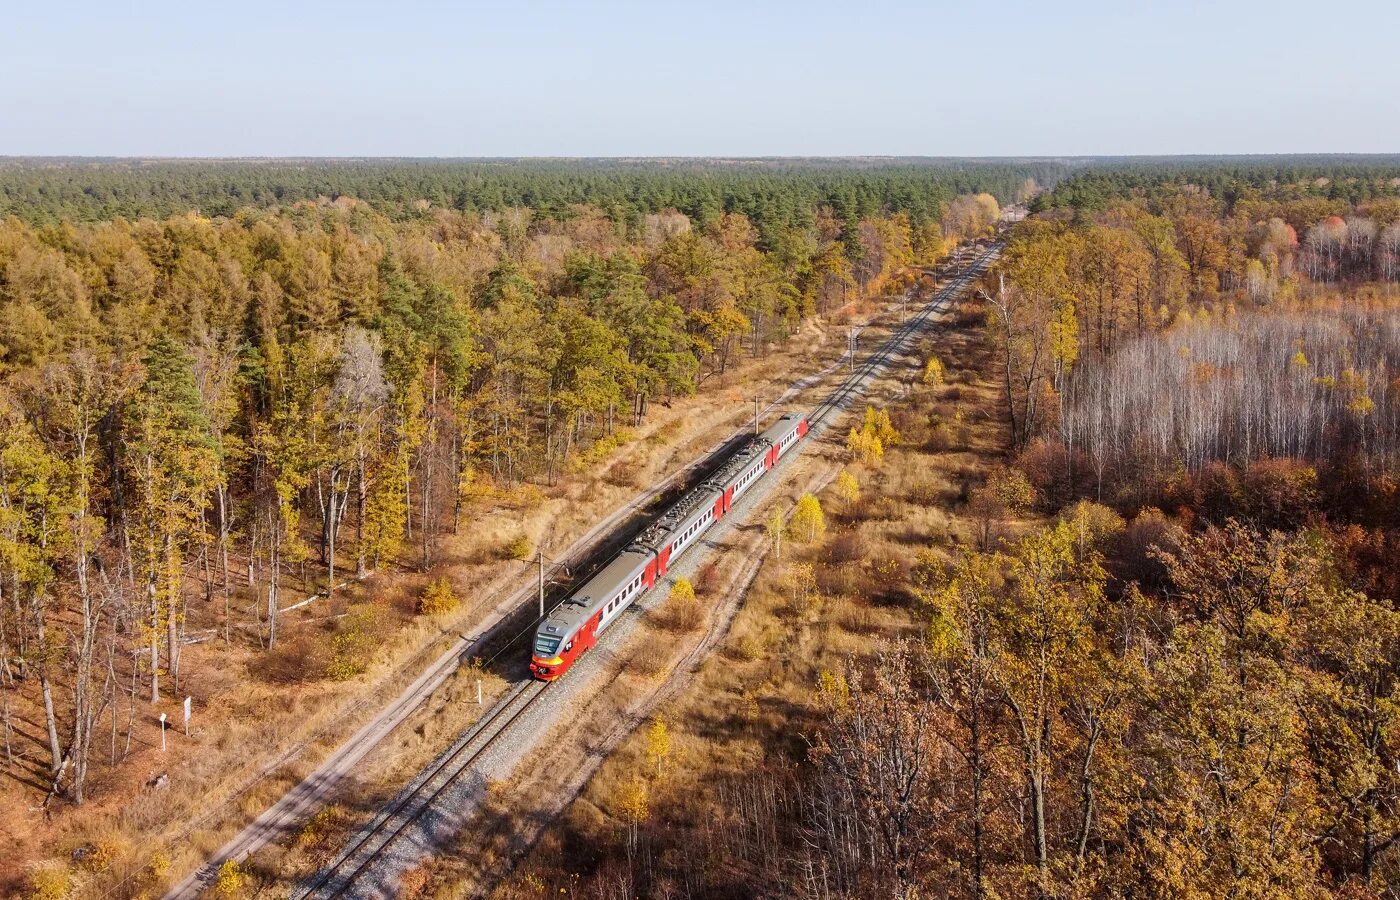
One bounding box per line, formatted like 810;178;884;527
696;561;720;593
567;427;637;474
605;458;639;487
968;465;1038;549
927;417;956;451
729;634;763;661
972;466;1037;516
1242;458;1319;528
502;482;545;510
297;806;340;848
27;867;70;900
826;532;867;565
325;603;384;681
1017;439;1077;507
417;577;460;616
398;865;431;899
1059;500;1126;558
1197;462;1243;523
657;578;703;632
215;859;248;897
73;837;126;873
146;850;171;881
628;649;665;678
1117;507;1178;587
908;480;943;506
669;578;696;604
504;534;534;560
257;635;325;684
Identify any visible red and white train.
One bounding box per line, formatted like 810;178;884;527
530;412;809;681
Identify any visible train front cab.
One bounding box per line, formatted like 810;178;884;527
530;610;602;681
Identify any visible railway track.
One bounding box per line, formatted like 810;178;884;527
809;244;998;429
287;243;1000;900
294;680;552;900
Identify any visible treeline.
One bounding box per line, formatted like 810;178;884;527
0;157;1056;235
0;184;1004;811
1035;155;1400;211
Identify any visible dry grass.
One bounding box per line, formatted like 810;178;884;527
651;595;704;633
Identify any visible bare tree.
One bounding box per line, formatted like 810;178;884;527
810;645;943;899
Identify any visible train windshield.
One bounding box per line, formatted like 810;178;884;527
534;635;561;656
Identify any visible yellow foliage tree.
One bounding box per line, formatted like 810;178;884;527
836;469;860;503
864;406;900;447
26;867;71;900
788;493;826;544
645;717;672;777
922;355;946;386
846;427;884;466
786;561;819;609
618;774;650;858
504;534;533;560
215;859;248;897
765;507;785;558
1059;500;1125;562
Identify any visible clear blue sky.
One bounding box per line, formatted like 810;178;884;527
4;0;1397;157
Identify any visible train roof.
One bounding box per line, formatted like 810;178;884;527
627;412;805;554
534;412;806;647
537;547;651;642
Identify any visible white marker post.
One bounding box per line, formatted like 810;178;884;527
158;712;167;752
476;679;483;706
183;696;192;736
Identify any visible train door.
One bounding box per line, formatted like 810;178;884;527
581;610;602;651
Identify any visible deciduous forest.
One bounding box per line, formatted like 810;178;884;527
7;156;1400;899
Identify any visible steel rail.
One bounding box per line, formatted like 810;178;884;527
295;679;551;899
808;246;998;429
